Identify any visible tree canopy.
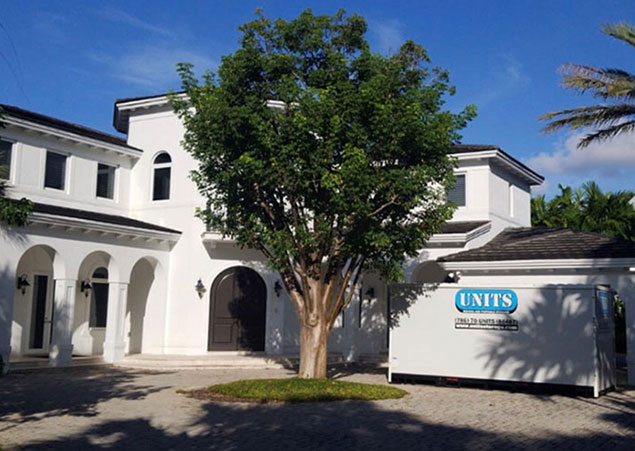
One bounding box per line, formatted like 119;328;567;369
171;9;476;378
541;22;635;148
531;181;635;241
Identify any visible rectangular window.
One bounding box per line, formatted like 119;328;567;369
90;283;109;328
0;139;12;180
44;151;67;190
153;167;171;200
448;174;466;207
96;163;116;199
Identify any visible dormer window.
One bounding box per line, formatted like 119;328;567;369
0;139;12;180
448;174;466;207
152;152;171;201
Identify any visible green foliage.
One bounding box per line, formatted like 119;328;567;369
203;378;408;403
531;181;635;241
170;9;475;316
541;22;635;148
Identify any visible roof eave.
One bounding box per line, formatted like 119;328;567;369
3;116;142;158
29;212;181;243
113;93;186;133
439;258;635;271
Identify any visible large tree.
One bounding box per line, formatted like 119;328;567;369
171;10;476;378
531;181;635;241
541;22;635;148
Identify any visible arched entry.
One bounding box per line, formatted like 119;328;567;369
208;266;266;352
12;245;61;356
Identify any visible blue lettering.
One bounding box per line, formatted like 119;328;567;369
455;289;518;314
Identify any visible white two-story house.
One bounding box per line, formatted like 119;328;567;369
1;93;607;371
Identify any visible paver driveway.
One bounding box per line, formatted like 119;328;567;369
1;366;634;450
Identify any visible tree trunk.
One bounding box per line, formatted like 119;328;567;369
298;322;328;379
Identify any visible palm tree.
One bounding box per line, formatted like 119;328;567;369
541;22;635;148
532;182;635;241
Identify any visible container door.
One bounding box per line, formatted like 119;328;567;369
594;286;616;394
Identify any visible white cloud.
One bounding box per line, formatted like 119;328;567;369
97;6;175;37
527;131;635;180
90;44;216;89
371;19;404;54
473;54;530;107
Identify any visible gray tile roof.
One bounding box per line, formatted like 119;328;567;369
438;227;635;262
32;203;180;234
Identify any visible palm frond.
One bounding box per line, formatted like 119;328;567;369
602;22;635;48
578;119;635;148
559;64;635;100
540;104;635;133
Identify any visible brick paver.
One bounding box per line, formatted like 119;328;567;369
1;366;634;449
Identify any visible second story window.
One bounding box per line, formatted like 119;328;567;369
96;163;116;199
44;151;67;190
448;174;466;207
152;152;171;201
0;139;12;180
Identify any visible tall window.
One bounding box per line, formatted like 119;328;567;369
448;174;466;207
152;152;171;201
89;267;109;328
96;163;116;199
0;139;13;180
44;151;67;190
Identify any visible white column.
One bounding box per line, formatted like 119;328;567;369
103;282;129;363
343;288;361;363
0;274;16;374
49;279;77;367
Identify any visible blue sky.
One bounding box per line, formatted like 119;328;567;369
1;0;634;197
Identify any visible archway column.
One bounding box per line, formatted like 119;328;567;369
49;278;77;367
103;282;128;363
0;273;17;374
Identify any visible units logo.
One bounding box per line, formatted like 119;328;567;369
455;289;518;314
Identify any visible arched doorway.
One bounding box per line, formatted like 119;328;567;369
208;266;266;352
12;245;60;357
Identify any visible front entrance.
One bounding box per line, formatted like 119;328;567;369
28;274;53;353
208;267;266;351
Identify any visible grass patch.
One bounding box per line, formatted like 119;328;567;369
185;378;408;403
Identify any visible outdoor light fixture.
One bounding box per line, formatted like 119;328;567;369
195;278;206;299
16;274;30;295
274;280;283;297
446;271;462;283
80;280;92;297
365;287;375;298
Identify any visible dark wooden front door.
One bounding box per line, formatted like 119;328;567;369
208;267;267;351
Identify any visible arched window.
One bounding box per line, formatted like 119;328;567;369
152;152;172;201
90;267;109;328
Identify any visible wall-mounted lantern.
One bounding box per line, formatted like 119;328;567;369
16;274;30;295
274;280;283;297
80;280;92;297
195;278;207;299
365;287;375;299
446;271;461;283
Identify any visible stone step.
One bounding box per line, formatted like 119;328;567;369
9;356;106;371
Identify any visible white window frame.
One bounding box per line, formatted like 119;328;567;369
43;150;70;193
151;151;172;202
95;162;118;201
0;137;16;185
87;266;109;330
449;171;468;208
